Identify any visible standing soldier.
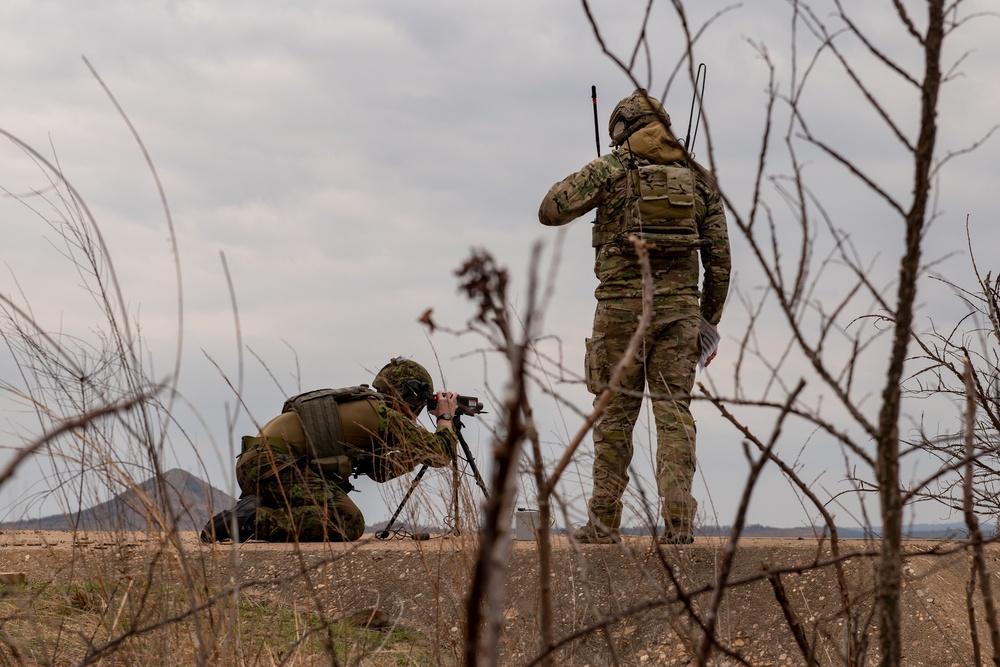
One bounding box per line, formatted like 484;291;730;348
538;89;731;544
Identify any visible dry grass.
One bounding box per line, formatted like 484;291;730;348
0;532;454;666
0;531;991;666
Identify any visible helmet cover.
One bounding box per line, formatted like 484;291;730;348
608;88;671;147
373;357;434;412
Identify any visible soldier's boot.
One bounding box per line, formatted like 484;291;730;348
573;520;619;545
201;495;258;543
658;517;694;545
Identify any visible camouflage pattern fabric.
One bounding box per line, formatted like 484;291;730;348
372;358;433;396
607;88;670;148
361;400;455;482
539;114;731;532
539;122;730;324
585;298;700;529
236;395;456;542
239;444;365;542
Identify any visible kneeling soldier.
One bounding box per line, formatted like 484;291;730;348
202;357;458;542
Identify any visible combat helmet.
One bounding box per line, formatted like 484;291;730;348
608;88;671;148
373;357;434;413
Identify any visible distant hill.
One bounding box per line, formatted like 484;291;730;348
0;469;237;533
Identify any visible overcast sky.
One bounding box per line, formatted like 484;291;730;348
0;1;997;532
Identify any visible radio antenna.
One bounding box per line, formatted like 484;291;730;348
683;63;707;157
591;85;601;157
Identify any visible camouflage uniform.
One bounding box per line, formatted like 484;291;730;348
236;391;456;542
539;95;730;540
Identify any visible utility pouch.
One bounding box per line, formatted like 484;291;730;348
631;163;695;217
593;163;702;253
311;455;353;482
584;335;607;395
236;435;297;486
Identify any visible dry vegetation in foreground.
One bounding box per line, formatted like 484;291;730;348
0;530;991;666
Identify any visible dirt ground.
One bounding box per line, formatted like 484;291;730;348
0;529;991;666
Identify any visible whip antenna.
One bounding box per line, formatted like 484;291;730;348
592;85;601;157
683;63;707;156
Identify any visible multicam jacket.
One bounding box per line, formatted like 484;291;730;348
538;123;731;324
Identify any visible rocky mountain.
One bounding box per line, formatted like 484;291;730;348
0;469;237;532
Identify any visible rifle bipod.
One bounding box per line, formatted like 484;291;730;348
375;415;489;540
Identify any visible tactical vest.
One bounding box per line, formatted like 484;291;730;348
281;385;378;462
593;162;705;254
236;385;384;492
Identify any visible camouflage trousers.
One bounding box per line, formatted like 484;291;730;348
584;297;700;530
236;444;365;542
